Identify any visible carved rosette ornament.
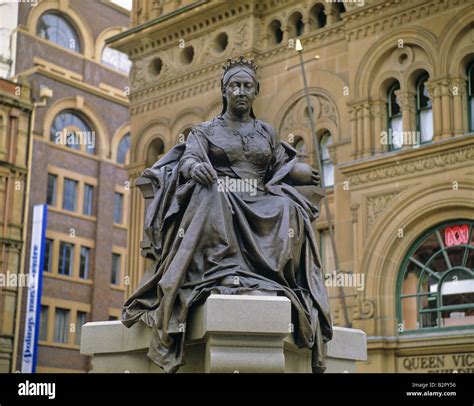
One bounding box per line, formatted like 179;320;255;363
366;192;399;232
353;298;375;320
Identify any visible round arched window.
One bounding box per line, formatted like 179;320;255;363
294;136;306;155
102;46;131;74
50;110;95;154
117;133;131;165
397;220;474;332
146;137;165;167
319;131;334;187
37;12;80;53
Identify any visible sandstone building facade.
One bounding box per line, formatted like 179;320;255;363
0;78;33;373
110;0;474;372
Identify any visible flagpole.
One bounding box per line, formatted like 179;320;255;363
294;39;351;328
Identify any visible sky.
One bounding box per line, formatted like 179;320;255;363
111;0;132;11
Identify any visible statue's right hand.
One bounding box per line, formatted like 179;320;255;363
190;163;217;186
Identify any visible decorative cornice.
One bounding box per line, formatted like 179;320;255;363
124;0;471;114
113;1;252;59
127;21;345;113
343;138;474;187
344;0;471;42
258;22;346;67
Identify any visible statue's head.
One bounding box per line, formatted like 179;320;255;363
220;56;259;118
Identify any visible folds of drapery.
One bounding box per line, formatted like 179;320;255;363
122;123;333;373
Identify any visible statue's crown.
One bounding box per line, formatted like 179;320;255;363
223;56;258;73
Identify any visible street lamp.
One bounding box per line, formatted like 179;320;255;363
294;38;351;328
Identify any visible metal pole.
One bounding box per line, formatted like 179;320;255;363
295;40;351;328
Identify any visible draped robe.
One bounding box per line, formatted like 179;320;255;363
122;115;333;373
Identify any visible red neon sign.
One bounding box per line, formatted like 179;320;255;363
444;224;469;247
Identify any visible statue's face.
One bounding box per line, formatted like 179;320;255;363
223;70;258;116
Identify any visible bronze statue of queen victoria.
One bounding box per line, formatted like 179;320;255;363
122;56;333;373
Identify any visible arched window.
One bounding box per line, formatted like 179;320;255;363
50;110;95;154
117;133;131;165
397;220;474;333
146;137;165;167
333;2;346;22
387;82;403;150
335;2;346;14
293;136;306;155
37;12;80;53
268;20;283;45
416;73;433;144
310;4;326;30
288;12;304;38
179;127;192;143
467;62;474;132
101;46;132;74
320;131;334;187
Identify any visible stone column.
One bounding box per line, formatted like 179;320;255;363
439;80;452;139
141;0;150;23
371;99;386;153
125;161;147;298
151;0;163;19
350;203;359;274
325;7;336;25
0;114;6;161
349;106;358;159
362;103;372;158
303;18;311;34
282;25;290;44
262;33;270;49
395;91;416;150
427;80;443;141
90;161;116;322
450;77;466;137
356;104;364;158
131;0;137;26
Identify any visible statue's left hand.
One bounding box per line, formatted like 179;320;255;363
310;168;320;186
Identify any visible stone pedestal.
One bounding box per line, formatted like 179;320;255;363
81;295;367;373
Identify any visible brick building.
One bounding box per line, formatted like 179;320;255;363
9;0;131;373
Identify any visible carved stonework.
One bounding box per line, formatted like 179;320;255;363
395;91;416;113
350;203;360;224
347;146;474;186
449;78;467;98
345;0;472;41
130;63;145;89
329;302;341;326
366;192;399;232
370;100;385;118
233;19;251;50
353;298;375;320
279;94;338;136
130;18;251;96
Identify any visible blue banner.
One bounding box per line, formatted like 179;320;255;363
21;204;47;373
